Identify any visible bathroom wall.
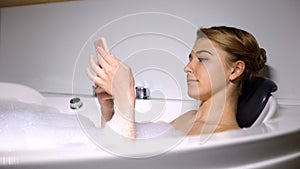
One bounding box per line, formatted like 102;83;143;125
0;0;300;104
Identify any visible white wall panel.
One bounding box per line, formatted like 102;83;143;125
1;0;300;102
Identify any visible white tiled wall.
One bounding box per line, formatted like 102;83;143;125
1;0;300;103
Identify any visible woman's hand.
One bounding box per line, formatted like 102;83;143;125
95;86;114;126
87;46;135;100
86;39;136;139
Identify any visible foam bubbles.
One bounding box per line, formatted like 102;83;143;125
0;99;94;151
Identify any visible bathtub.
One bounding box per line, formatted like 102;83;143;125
0;82;299;169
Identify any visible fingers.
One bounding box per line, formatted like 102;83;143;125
87;54;108;88
95;86;111;96
95;85;105;93
94;37;109;53
96;46;120;66
97;90;113;100
100;37;109;52
89;55;105;78
87;43;127;97
96;47;110;69
86;68;101;85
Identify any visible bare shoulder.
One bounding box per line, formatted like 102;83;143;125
170;110;197;125
170;110;198;134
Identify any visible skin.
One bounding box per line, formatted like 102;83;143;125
171;38;243;135
87;37;245;138
87;45;136;139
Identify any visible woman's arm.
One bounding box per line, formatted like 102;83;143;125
86;38;136;139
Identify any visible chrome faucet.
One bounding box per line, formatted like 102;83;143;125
135;86;150;99
93;85;150;99
92;85;97;97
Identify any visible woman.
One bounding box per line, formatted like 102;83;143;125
87;26;267;138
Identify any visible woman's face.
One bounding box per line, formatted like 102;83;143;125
184;38;231;101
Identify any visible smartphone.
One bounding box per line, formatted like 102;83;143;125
93;37;109;52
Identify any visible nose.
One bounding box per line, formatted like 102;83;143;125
184;61;192;73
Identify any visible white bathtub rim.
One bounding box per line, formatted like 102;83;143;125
0;82;46;105
229;151;300;169
176;123;299;151
1;119;299;166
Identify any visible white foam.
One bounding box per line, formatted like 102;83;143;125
106;110;181;139
0;99;93;151
0;99;182;152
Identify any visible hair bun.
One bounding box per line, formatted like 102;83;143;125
256;48;267;71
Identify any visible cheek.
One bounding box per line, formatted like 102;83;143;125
195;64;212;87
189;66;212;100
205;62;228;92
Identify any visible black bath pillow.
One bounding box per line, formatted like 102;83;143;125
236;77;278;128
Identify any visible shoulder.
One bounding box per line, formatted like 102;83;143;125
170;110;197;125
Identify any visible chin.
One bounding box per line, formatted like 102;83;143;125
188;89;211;101
187;91;201;100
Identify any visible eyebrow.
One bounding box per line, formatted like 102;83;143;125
195;50;213;56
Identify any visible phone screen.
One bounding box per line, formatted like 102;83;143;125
94;37;109;52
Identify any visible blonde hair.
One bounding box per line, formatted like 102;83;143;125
197;26;267;95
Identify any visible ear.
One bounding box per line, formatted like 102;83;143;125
229;60;245;81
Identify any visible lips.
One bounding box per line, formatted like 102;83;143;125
187;79;199;83
187;75;198;84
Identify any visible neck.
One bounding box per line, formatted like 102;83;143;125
195;88;240;133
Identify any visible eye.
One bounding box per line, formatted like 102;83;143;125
188;53;192;61
198;57;208;62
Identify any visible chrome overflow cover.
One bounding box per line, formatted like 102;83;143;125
69;97;83;110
